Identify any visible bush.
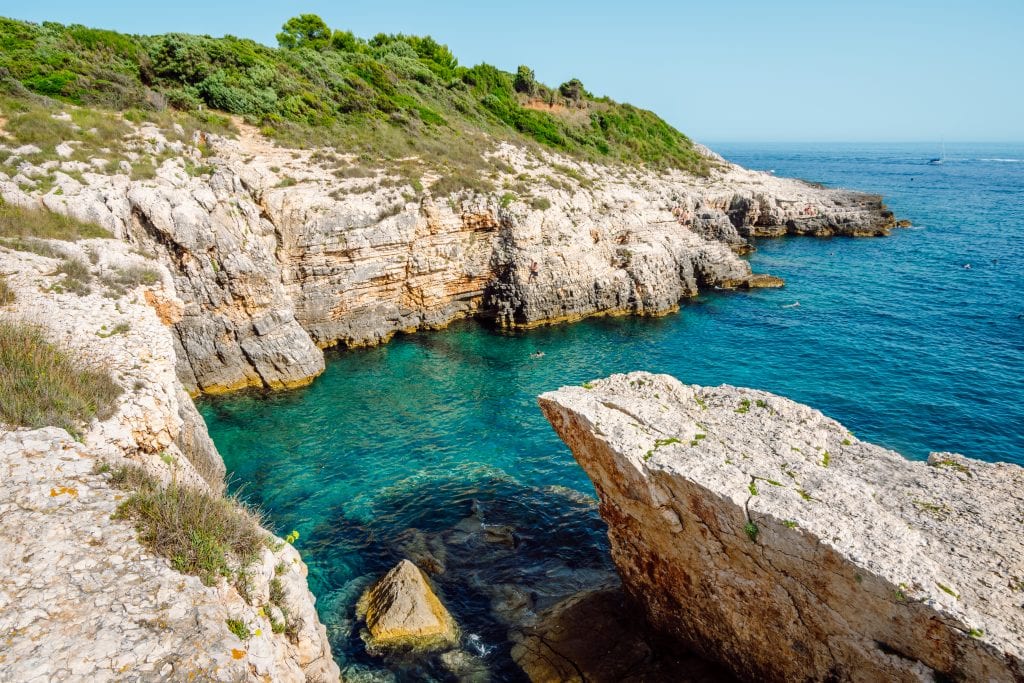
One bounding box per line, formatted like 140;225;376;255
0;319;122;436
514;66;537;96
110;465;266;586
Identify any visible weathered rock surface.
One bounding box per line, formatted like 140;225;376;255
539;372;1023;682
0;245;339;682
2;119;897;394
357;560;458;652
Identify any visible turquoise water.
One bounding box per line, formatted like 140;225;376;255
200;143;1024;680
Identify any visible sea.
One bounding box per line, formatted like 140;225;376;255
199;142;1024;680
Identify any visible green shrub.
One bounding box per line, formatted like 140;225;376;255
0;16;714;175
0;319;121;436
110;465;265;587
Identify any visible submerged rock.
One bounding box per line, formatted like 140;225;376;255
540;372;1024;682
357;560;459;652
511;587;731;683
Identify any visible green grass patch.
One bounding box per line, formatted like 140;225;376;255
110;465;266;587
0;319;121;436
0;200;109;241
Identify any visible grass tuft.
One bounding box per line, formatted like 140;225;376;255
109;465;266;587
0;276;13;305
0;319;121;436
0;200;108;241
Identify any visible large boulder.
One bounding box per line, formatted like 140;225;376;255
357;560;459;652
539;372;1024;682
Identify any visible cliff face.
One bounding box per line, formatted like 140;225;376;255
539;373;1023;683
1;121;894;395
0;243;339;682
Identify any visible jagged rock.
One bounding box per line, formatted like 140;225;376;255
357;560;459;652
539;372;1023;683
511;587;732;683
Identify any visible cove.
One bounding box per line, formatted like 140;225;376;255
200;143;1024;680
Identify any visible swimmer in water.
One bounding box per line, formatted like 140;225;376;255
530;351;545;359
782;301;800;309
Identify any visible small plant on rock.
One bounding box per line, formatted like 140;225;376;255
226;618;250;640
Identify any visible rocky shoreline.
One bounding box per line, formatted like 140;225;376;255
1;121;896;396
2;116;903;681
540;372;1023;682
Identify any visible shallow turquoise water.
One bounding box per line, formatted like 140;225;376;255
200;143;1024;680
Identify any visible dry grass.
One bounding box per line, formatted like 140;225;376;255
110;465;267;586
0;276;13;304
101;264;160;297
0;236;67;258
0;319;121;436
54;257;93;295
0;200;108;241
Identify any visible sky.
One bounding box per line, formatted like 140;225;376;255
3;1;1022;142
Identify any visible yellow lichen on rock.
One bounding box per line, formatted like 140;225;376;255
357;559;458;652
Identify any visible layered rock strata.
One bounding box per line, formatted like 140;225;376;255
1;120;895;394
539;372;1023;682
0;243;338;681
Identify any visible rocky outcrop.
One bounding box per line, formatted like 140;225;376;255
357;560;459;652
539;373;1023;682
0;243;339;681
1;119;897;395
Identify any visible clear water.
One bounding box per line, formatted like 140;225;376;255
200;142;1024;680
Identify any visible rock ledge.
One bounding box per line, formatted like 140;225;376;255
540;372;1023;682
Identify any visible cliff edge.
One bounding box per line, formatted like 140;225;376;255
0;241;339;681
539;372;1023;682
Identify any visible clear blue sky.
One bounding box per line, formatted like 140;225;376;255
4;1;1022;142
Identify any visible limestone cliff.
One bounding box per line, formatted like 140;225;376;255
539;373;1023;682
1;118;894;395
0;242;339;681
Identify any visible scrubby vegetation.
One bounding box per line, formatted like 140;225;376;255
0;15;711;175
0;199;108;240
110;464;266;586
0;319;121;436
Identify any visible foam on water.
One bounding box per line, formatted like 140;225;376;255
201;142;1024;680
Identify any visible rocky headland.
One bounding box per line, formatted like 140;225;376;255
540;372;1023;682
0;104;901;681
0;17;907;680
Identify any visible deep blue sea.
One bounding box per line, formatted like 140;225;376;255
200;142;1024;680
